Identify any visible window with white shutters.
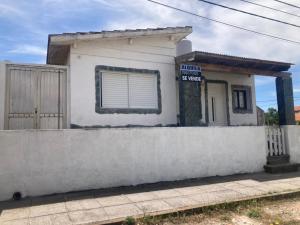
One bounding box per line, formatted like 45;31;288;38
101;72;129;108
128;74;158;109
96;66;161;114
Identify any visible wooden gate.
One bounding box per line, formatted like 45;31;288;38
266;126;287;156
5;64;67;130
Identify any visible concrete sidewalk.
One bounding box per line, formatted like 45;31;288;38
1;172;300;225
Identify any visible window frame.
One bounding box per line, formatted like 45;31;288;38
231;85;253;114
233;90;247;110
95;65;161;114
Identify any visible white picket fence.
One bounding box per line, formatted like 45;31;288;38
266;126;287;156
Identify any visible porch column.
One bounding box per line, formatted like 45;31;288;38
178;64;202;126
276;76;295;125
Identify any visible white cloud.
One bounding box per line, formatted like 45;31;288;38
2;0;300;65
8;45;47;56
91;0;125;8
99;0;300;64
104;0;188;30
0;2;24;16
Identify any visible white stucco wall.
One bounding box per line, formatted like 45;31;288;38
69;37;178;127
0;62;6;130
0;126;267;201
200;71;257;126
63;35;259;127
284;125;300;164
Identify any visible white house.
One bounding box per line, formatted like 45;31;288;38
0;26;295;130
0;26;298;201
47;27;191;128
47;26;294;128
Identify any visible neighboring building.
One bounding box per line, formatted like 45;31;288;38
256;106;265;126
295;106;300;124
0;26;295;130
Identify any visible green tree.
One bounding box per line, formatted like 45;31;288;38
265;107;279;125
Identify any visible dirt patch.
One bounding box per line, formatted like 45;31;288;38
134;195;300;225
161;214;261;225
264;199;300;221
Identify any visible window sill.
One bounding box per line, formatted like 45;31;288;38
233;108;253;114
95;107;162;114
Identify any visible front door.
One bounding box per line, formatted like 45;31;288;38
207;82;228;126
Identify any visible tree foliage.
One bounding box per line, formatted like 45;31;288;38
265;107;279;125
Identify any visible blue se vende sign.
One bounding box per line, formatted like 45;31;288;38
180;64;202;82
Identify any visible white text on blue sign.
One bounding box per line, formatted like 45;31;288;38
181;76;202;82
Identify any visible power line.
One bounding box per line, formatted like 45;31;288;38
146;0;300;45
271;0;300;10
197;0;300;28
239;0;300;18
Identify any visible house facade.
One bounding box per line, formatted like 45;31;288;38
256;106;265;126
295;106;300;124
45;26;282;129
180;68;257;126
47;27;191;128
0;26;295;130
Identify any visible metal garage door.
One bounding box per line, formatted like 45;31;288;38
5;64;67;129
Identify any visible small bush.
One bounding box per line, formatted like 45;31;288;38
123;216;136;225
247;208;261;218
220;214;231;222
141;215;153;224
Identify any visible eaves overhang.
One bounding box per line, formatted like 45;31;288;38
176;51;293;77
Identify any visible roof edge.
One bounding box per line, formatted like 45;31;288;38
198;51;292;66
176;51;293;76
177;51;293;66
49;26;193;45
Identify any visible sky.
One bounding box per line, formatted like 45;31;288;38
0;0;300;110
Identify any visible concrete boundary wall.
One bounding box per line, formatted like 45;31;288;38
284;126;300;164
0;127;267;201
